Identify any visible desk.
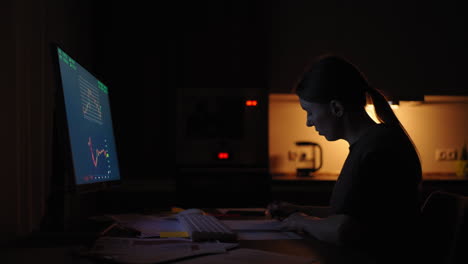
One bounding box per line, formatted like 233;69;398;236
4;240;371;264
239;238;372;264
4;211;373;264
209;212;373;264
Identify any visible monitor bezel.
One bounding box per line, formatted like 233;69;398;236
50;42;122;194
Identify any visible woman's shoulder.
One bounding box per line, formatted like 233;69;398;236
356;124;410;151
370;123;400;135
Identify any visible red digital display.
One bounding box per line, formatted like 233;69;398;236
218;152;229;159
245;100;258;106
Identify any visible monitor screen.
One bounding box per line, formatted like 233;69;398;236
54;45;121;190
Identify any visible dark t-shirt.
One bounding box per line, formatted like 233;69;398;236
330;123;422;261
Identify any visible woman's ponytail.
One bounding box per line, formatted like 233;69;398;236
366;87;400;126
366;87;421;161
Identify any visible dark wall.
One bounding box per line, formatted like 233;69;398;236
1;0;108;238
1;0;18;239
94;1;270;184
269;0;468;97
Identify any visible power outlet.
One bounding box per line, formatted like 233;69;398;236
447;148;458;160
435;148;458;161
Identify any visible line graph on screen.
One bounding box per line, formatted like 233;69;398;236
88;137;109;168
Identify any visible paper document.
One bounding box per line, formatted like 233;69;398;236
174;248;317;264
107;214;185;238
221;219;283;231
106;214;157;223
220;219;302;240
83;237;238;264
237;231;302;240
217;208;266;215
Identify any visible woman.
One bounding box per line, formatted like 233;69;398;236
267;55;422;262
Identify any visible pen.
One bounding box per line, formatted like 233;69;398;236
116;223;142;236
100;222;118;236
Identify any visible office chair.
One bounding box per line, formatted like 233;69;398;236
420;190;468;264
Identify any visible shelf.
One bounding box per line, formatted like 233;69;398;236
272;173;338;182
272;172;467;182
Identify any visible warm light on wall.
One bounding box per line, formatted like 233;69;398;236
365;103;400;110
365;102;399;123
388;101;400;110
269;93;468;174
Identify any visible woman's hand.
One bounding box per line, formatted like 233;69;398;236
280;213;358;245
280;212;320;233
265;201;301;220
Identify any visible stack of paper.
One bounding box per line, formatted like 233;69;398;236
83;237;238;264
107;214;187;238
221;219;302;240
174;248;317;264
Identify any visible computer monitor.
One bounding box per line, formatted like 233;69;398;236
52;44;121;193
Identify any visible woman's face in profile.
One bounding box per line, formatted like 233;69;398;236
299;98;341;141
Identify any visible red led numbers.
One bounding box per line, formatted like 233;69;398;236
245;100;258;106
218;152;229;159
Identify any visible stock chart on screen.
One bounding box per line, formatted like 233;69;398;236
57;47;121;185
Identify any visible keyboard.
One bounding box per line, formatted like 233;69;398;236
177;213;237;242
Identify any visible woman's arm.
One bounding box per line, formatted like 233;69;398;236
266;201;332;219
280;212;360;245
300;205;332;218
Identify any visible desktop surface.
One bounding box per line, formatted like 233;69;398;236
5;208;374;264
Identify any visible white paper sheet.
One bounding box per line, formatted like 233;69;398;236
174;248;317;264
221;219;283;231
83;237;238;264
220;219;302;240
107;214;184;238
237;231;302;240
106;214;158;223
217;208;266;214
